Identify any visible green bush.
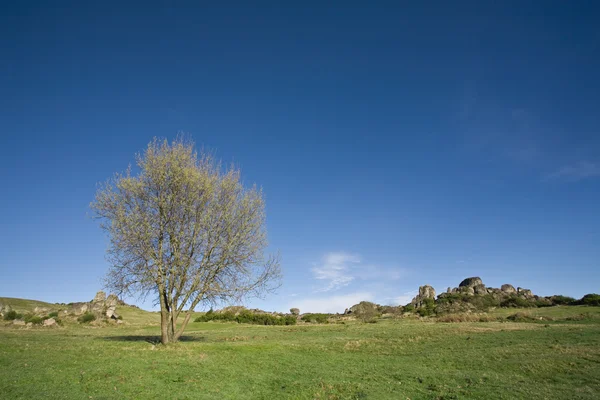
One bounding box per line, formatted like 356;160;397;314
3;310;22;321
300;313;330;324
77;313;96;323
403;304;415;313
48;311;59;318
578;294;600;306
23;315;43;325
416;298;436;317
500;295;535;308
195;310;296;326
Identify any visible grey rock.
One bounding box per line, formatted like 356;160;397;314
43;318;57;327
501;284;517;294
93;291;107;303
105;294;119;307
411;285;436;308
12;319;25;326
459;277;484;288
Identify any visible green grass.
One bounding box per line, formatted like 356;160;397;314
0;297;58;312
1;305;600;399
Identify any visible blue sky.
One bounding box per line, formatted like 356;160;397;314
1;2;599;313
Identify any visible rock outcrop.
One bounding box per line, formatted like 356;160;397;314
411;285;436;308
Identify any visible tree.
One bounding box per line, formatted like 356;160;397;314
91;138;281;344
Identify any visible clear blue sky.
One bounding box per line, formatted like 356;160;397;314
1;2;599;312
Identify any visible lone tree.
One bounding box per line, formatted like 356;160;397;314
91;138;281;344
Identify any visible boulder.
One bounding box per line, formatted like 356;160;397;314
34;306;50;314
93;291;107;303
106;306;119;320
12;320;25;326
79;304;90;314
411;285;436;308
501;284;517;295
459;277;484;288
473;284;487;295
43;318;57;327
105;294;119;307
517;288;534;299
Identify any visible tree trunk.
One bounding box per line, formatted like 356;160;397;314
158;286;172;344
174;313;193;342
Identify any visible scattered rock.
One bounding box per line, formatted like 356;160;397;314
34;306;50;314
12;320;25;326
43;318;57;327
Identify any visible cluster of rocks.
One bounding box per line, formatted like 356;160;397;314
407;276;544;313
79;291;121;320
438;277;535;301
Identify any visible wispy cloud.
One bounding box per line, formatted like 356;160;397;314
387;290;418;307
289;292;374;314
546;161;600;182
312;252;360;292
311;252;406;293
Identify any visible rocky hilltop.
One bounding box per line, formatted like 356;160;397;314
410;276;551;314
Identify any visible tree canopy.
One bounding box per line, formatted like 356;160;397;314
91;138;280;343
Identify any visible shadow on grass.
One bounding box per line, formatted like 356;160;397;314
100;335;206;344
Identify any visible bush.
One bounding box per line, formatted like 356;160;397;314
500;295;535;308
416;298;436;317
578;294;600;306
77;312;96;323
3;310;22;321
403;304;415;313
23;315;44;325
48;311;59;318
506;312;536;322
195;310;296;325
300;313;330;324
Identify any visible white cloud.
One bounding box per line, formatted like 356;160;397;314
312;252;360;292
311;252;406;293
290;292;374;314
387;290;418;306
547;161;600;181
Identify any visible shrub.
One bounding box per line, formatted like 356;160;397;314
24;315;43;325
416;298;436;317
290;308;300;315
48;311;59;318
300;313;330;324
578;294;600;306
506;312;536;322
195;310;296;325
3;310;22;321
403;304;415;313
77;312;96;323
500;295;535;308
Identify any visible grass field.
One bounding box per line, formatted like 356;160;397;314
1;303;599;399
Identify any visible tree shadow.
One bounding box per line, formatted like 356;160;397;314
100;335;206;344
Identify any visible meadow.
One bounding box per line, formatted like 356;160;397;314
1;300;599;399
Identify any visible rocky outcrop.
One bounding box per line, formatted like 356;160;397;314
43;318;57;327
517;287;534;299
411;285;436;308
501;284;517;295
459;277;484;288
93;291;107;303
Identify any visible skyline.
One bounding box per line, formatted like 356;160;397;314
1;2;599;312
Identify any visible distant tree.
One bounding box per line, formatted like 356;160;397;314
91;138;281;344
